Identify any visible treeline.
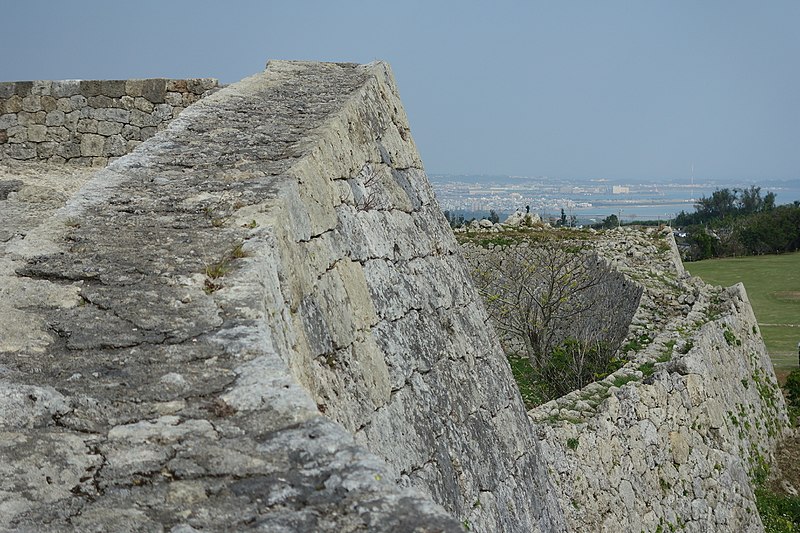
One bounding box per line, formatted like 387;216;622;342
674;186;800;260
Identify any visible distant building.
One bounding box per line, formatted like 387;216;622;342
612;185;630;194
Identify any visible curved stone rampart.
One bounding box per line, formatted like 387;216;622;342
0;61;564;532
526;228;790;532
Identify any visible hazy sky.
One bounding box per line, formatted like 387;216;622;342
4;1;798;181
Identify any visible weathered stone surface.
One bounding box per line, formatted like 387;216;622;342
0;82;15;98
80;133;105;156
81;79;126;98
45;110;65;126
51;79;81;98
27;124;47;142
142;78;166;103
1;78;219;164
0;63;562;531
0;113;18;129
516;227;789;532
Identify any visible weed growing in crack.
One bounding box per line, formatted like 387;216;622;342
203;241;248;294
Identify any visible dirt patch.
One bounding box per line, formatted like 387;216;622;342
767;427;800;497
775;291;800;301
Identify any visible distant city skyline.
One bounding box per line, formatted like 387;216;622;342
3;1;799;182
429;172;800;223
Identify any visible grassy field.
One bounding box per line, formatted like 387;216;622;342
686;251;800;380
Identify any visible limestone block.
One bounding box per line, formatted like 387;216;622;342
69;94;87;109
0;82;14;98
141;78;166;103
45;110;65;126
0;114;18;129
130;108;156;127
18;111;45;126
165;91;183;106
41;96;57;112
0;130;7;144
5;143;35;159
4;95;22;113
21;95;42;112
120;95;135;109
166;79;187;92
104;134;127;156
121;124;140;140
125;79;144;97
153;103;173;121
55;141;81;159
669;430;691;464
187;79;207;94
199;78;218;91
7;126;27;142
13;81;32;96
77;118;98;133
64;110;80;130
51;80;80;98
80;134;105;156
80;79;126;98
27;125;47;142
140;126;156;140
91;108;130;123
36;141;57;159
45;126;70;142
97;120;123;136
88;95;117;109
30;80;55;100
133;97;154;113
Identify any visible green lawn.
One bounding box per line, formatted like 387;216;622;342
686;251;800;376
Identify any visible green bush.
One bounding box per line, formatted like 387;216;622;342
785;369;800;408
756;488;800;533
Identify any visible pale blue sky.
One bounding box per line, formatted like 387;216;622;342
3;1;798;181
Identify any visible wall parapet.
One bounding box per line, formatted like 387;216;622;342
0;78;219;165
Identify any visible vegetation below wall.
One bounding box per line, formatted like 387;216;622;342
671;187;800;261
757;372;800;533
459;226;643;405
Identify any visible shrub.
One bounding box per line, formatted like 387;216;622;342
785;369;800;408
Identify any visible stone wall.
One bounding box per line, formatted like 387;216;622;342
0;62;565;532
0;78;219;165
523;228;791;532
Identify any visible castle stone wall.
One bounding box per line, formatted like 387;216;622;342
527;229;790;532
0;78;219;165
0;62;564;532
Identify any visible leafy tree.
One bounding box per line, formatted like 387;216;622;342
443;210;465;229
595;214;618;229
488;209;500;224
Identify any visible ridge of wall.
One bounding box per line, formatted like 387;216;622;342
0;61;564;532
0;78;219;165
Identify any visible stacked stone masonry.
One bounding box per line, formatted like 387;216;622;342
1;61;789;532
462;227;790;532
0;62;566;531
0;78;219;165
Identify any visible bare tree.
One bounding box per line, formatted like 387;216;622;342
468;241;641;400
